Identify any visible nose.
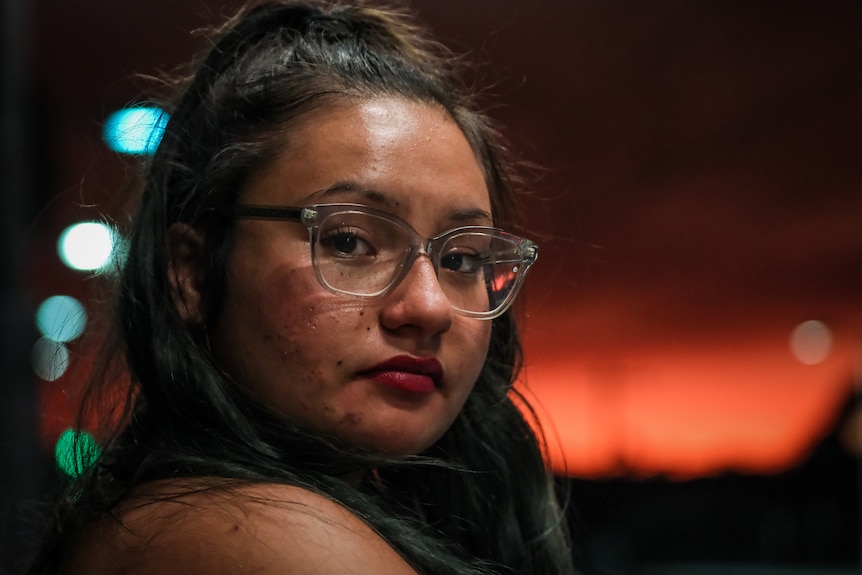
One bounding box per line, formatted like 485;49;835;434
379;254;453;337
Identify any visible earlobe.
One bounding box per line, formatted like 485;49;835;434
167;223;207;324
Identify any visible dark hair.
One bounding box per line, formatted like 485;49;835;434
31;2;575;574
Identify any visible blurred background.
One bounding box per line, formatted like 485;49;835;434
2;0;861;573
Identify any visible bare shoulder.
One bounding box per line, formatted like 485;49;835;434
62;480;419;575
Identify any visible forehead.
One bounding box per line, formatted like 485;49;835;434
240;97;492;225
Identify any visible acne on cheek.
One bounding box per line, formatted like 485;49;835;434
357;308;372;331
276;330;308;363
358;309;374;331
305;306;318;330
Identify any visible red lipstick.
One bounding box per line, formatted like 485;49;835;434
359;356;443;394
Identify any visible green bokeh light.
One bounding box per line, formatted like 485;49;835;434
55;429;100;478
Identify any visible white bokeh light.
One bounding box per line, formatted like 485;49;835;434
58;222;117;271
789;320;832;365
31;337;70;381
36;295;87;343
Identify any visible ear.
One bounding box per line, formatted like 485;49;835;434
166;223;207;324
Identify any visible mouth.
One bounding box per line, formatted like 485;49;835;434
358;355;444;394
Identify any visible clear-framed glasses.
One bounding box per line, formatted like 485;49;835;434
227;203;538;320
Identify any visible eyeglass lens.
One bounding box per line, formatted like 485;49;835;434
312;210;526;316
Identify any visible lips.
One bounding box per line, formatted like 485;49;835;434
358;355;444;394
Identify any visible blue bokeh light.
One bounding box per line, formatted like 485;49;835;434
103;106;169;155
36;295;87;343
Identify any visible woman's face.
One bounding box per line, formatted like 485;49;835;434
208;97;493;456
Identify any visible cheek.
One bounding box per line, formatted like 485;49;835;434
215;262;319;372
472;323;492;365
453;320;493;391
258;287;376;386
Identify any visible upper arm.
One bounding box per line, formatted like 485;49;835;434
62;483;419;575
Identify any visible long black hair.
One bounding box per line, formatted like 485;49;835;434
31;2;575;574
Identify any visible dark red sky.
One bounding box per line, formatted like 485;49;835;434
31;0;862;476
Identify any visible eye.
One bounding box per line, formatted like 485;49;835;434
440;251;485;274
319;227;376;257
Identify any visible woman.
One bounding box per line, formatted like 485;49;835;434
32;1;575;573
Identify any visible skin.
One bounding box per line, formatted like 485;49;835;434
63;482;420;574
182;97;494;457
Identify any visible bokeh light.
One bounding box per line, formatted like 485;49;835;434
57;221;117;271
54;428;100;478
36;295;87;343
103;106;169;155
31;337;70;381
789;320;832;365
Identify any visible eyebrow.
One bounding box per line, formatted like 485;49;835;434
303;181;494;224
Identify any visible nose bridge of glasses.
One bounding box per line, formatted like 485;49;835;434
406;231;466;287
389;219;440;279
394;243;442;293
382;247;455;321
